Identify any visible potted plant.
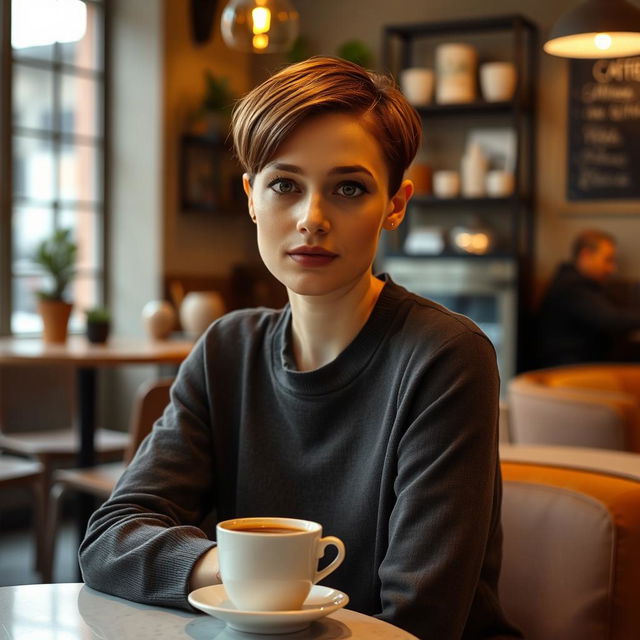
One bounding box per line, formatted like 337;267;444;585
33;228;77;344
189;69;235;139
336;40;373;69
85;306;111;344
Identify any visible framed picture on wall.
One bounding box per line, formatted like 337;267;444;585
179;135;243;213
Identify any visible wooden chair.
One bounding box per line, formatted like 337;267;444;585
42;378;173;583
0;366;130;498
0;453;46;580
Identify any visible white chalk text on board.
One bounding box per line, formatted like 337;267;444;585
569;57;640;200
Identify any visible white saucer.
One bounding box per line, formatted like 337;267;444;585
188;584;349;634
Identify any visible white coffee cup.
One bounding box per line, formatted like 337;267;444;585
480;62;517;102
433;170;461;198
486;170;515;197
400;68;435;106
216;517;346;612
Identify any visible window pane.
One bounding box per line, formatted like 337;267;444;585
59;208;102;271
12;205;55;273
13;64;54;131
69;273;100;330
59;2;103;71
11;0;54;61
60;72;102;137
13;135;56;200
11;275;46;334
60;141;100;202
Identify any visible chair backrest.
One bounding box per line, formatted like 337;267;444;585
123;379;173;464
500;451;640;640
509;365;640;452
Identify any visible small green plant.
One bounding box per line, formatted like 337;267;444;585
85;306;111;324
336;40;373;69
33;228;77;301
200;69;234;115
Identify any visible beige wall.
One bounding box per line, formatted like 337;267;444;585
290;0;640;285
162;0;257;278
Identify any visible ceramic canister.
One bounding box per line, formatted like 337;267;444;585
179;291;225;339
435;43;477;104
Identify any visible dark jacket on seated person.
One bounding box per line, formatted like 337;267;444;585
537;263;640;367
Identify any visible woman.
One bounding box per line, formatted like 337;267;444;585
80;57;520;640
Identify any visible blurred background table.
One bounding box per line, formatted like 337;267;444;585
0;336;193;535
0;583;419;639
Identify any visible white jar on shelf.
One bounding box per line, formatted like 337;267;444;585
435;43;477;104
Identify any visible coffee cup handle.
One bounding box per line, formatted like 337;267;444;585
313;536;346;584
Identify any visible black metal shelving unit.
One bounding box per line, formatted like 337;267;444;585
381;14;538;374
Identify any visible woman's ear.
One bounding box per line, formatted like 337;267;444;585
383;179;414;231
243;173;256;223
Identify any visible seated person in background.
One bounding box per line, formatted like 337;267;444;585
79;57;521;640
537;229;640;367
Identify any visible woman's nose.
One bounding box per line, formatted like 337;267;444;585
296;195;330;235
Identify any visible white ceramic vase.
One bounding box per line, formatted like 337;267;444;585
480;62;517;102
142;300;176;340
461;142;489;197
179;291;225;338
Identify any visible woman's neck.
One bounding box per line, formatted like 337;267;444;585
288;273;385;372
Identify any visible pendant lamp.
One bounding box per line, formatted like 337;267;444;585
221;0;299;54
544;0;640;58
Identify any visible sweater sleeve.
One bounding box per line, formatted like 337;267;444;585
78;339;218;610
376;330;521;640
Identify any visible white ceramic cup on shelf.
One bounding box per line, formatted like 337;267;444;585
399;67;435;106
480;62;517;102
217;517;346;612
486;170;515;197
432;170;461;198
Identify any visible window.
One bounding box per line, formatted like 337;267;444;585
1;0;107;335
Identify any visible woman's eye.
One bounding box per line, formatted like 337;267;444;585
268;178;298;194
336;182;366;198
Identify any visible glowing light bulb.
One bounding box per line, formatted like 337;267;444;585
221;0;299;54
595;33;612;50
253;34;269;49
252;7;271;34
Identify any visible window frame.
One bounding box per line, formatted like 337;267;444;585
0;0;110;337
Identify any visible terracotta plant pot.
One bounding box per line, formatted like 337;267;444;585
38;299;73;344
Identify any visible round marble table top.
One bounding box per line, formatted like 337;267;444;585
0;583;418;640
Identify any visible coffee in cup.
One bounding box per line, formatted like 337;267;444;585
216;517;346;612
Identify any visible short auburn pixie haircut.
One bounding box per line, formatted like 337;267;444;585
231;56;422;196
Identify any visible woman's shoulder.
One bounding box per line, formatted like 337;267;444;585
382;277;489;345
203;305;287;343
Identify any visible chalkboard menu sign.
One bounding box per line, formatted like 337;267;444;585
568;56;640;200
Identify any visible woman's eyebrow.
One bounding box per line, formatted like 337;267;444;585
265;162;374;178
329;165;374;177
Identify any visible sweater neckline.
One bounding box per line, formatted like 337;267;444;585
270;275;400;396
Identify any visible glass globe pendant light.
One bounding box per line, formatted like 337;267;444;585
221;0;299;54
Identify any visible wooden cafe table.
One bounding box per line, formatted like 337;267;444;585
0;335;194;534
0;583;419;639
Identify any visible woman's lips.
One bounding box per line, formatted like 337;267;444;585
287;246;338;267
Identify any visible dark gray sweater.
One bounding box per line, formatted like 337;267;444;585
79;277;521;640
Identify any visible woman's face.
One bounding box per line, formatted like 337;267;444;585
243;112;412;298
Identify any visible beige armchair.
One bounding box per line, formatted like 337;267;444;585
508;365;640;451
500;444;640;639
